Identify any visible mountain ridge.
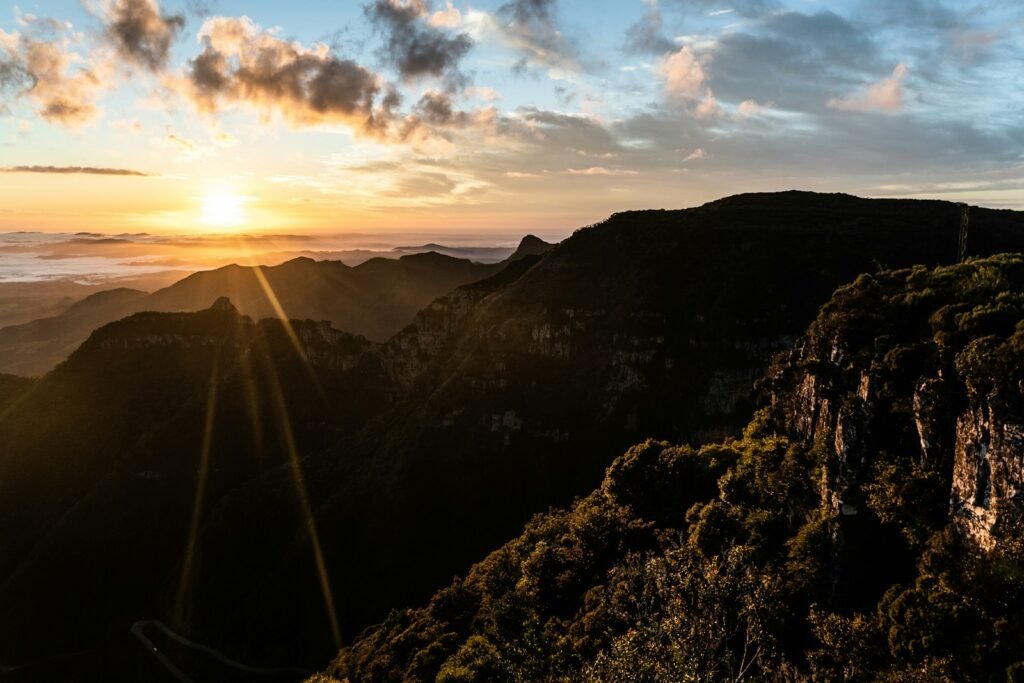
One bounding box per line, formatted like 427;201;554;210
0;237;554;377
319;253;1024;682
1;192;1023;677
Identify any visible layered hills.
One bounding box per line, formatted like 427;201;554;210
2;192;1024;679
0;241;554;377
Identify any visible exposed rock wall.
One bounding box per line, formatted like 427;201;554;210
950;389;1024;549
767;258;1024;552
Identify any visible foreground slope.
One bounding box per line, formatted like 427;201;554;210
0;300;392;677
159;192;1024;666
319;254;1024;682
246;192;1024;652
0;373;32;413
2;192;1024;676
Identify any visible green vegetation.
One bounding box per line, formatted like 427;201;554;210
318;255;1024;682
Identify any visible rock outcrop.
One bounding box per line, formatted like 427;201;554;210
315;255;1024;683
950;360;1024;549
767;256;1024;551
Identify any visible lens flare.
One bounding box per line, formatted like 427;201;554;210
175;360;219;628
200;191;247;229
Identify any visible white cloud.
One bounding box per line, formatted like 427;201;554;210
466;86;500;102
737;99;764;116
659;45;707;97
827;63;909;113
429;1;462;28
696;90;723;119
566;167;638;176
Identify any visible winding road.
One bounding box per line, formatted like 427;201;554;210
131;620;313;682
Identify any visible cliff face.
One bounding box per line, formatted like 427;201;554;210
767;256;1024;552
950;336;1024;549
318;254;1024;683
379;255;545;389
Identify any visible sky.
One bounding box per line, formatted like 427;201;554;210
1;0;1023;236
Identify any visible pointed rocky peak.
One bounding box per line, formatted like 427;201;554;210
509;234;554;261
209;296;238;314
279;256;317;267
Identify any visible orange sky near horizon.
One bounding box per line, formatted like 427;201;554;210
3;0;1023;238
0;168;678;235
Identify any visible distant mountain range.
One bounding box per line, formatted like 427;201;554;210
2;192;1024;679
0;235;553;377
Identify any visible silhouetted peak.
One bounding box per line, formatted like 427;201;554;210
509;234;554;261
398;251;462;264
209;296;238;313
279;256;317;267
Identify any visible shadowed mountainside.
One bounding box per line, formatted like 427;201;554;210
0;373;33;413
2;192;1024;678
319;254;1024;682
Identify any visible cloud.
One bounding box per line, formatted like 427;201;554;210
466;85;499;101
412;89;468;125
103;0;185;70
659;45;708;97
494;0;579;71
182;16;399;136
695;91;722;119
666;0;779;19
2;165;151;175
504;107;617;152
828;63;909;113
623;0;676;56
950;29;1001;61
186;0;217;18
0;16;109;126
736;99;764;116
365;0;473;84
178;15;488;143
701;11;883;114
167;133;196;150
683;147;707;162
158;132;213;160
428;1;462;29
566;166;637;176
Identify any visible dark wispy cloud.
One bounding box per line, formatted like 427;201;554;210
622;0;675;56
185;0;217;18
364;0;473;85
495;0;579;71
104;0;185;70
3;165;151;176
181;15;490;143
184;16;399;136
413;90;469;126
701;11;883;113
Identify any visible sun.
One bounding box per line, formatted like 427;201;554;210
199;190;248;229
